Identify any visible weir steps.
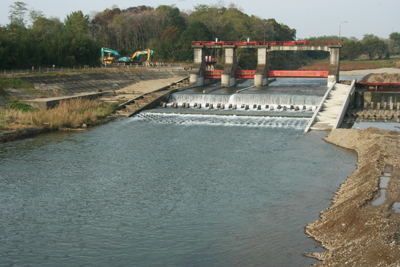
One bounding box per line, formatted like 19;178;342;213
112;77;191;117
309;83;352;131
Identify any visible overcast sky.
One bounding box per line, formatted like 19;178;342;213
1;0;399;40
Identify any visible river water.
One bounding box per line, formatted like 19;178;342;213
0;79;357;266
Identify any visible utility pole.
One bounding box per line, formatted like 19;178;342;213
339;21;348;41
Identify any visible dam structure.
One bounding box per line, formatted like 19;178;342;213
138;40;356;132
190;40;342;87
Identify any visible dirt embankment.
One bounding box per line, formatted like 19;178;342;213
365;73;400;83
340;68;400;76
306;128;400;266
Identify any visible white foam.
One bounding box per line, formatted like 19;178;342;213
133;113;310;129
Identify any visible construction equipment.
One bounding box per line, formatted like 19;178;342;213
118;49;154;64
101;47;120;65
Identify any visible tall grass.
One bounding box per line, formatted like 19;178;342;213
0;98;114;131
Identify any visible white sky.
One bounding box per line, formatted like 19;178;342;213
1;0;399;40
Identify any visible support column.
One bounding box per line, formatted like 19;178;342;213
254;46;269;86
190;46;205;86
221;46;236;87
328;47;340;87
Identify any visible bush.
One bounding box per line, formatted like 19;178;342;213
0;98;114;131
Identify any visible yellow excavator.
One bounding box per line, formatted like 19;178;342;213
118;49;154;64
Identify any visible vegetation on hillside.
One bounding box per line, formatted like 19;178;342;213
0;2;299;70
0;1;399;70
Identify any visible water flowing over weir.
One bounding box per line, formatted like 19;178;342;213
169;92;322;107
135;113;310;129
146;80;328;127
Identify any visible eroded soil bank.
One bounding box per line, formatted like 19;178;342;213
306;127;400;266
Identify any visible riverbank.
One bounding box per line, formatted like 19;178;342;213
0;69;188;142
306;127;400;266
0;98;116;143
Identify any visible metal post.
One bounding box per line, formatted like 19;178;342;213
339;21;347;40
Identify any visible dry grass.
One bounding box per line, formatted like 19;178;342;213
0;98;114;132
299;59;400;71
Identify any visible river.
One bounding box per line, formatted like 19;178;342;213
0;79;357;266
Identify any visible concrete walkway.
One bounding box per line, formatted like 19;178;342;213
311;84;350;130
305;81;355;132
112;77;191;117
98;77;188;105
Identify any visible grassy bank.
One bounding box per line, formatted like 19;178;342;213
0;98;115;132
0;78;34;97
299;58;400;71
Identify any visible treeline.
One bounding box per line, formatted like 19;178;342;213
306;33;400;61
1;2;399;70
0;2;100;69
0;2;299;70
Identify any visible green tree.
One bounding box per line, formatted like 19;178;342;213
156;5;186;33
8;1;28;28
389;32;400;54
64;11;90;38
362;34;387;60
179;21;212;61
342;40;363;60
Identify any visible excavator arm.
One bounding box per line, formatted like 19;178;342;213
101;47;120;64
131;49;153;62
116;49;154;64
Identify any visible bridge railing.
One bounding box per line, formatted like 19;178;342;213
192;40;343;46
204;70;329;79
205;70;223;79
267;71;329;78
235;70;256;79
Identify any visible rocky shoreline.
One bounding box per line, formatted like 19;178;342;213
0;127;51;143
306;128;400;266
0;116;115;143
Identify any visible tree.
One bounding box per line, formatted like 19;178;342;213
342;40;363;60
64;11;90;38
362;34;387;60
389;32;400;55
8;1;28;28
156;5;186;33
29;9;44;24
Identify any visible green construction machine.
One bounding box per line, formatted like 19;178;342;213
101;47;121;65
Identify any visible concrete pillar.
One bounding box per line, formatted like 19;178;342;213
328;47;340;87
221;46;236;87
189;47;205;86
254;47;269;87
